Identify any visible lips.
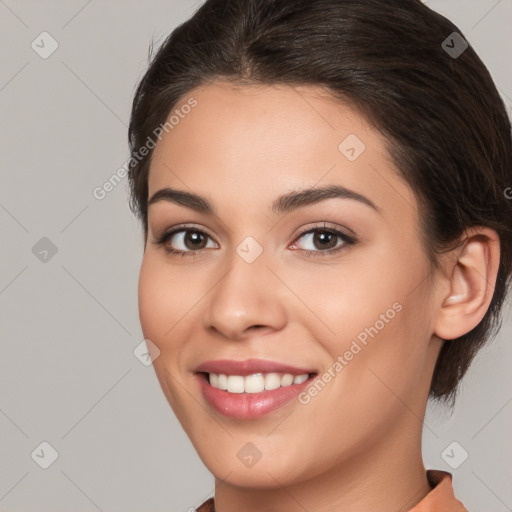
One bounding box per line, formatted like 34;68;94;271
194;358;317;376
194;358;318;419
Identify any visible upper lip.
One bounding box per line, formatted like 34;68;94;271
194;358;317;376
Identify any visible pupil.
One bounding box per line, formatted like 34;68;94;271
316;231;335;249
187;232;204;249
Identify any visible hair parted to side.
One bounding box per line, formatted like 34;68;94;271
127;0;512;404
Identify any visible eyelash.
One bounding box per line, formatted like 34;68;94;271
152;223;357;259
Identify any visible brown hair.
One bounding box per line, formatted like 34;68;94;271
127;0;512;403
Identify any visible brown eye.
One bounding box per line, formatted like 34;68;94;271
182;231;208;250
291;226;356;258
312;231;339;250
154;226;218;256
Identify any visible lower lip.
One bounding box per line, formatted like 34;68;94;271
196;373;316;419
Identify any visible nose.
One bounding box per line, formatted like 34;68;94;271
203;252;287;341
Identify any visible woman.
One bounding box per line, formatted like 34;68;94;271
127;0;512;510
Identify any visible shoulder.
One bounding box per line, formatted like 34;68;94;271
409;470;468;511
195;497;215;512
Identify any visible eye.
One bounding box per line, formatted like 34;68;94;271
152;225;217;257
290;225;356;257
152;223;356;259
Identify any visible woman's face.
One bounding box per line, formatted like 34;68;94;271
138;82;444;487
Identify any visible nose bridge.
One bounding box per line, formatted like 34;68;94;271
204;242;285;339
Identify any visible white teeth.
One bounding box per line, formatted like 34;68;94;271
209;373;219;387
226;375;245;393
293;374;308;384
208;372;311;393
281;374;294;387
217;374;228;390
245;374;265;393
264;373;281;390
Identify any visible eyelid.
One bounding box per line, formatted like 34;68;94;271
152;223;216;242
291;221;355;241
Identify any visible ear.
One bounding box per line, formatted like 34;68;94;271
433;227;500;340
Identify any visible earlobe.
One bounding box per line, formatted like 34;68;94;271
434;227;500;340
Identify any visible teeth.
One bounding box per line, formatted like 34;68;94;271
209;373;219;387
281;373;294;386
217;374;228;390
293;374;308;384
264;373;281;391
245;373;265;393
207;372;311;393
226;375;245;393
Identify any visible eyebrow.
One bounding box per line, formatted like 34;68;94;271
147;184;380;216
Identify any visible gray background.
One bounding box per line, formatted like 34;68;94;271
0;1;511;511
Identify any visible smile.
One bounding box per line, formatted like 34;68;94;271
195;371;318;419
208;372;311;393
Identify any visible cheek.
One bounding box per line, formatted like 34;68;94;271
137;255;199;420
331;242;428;350
285;253;413;350
289;245;433;405
138;256;168;344
137;254;202;347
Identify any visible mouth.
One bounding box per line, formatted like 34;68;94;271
194;365;318;419
200;371;316;393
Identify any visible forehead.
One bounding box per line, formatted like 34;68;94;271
147;81;417;223
151;82;372;170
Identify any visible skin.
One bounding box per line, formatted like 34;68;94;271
137;81;499;511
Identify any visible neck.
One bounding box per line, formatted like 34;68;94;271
213;419;431;512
